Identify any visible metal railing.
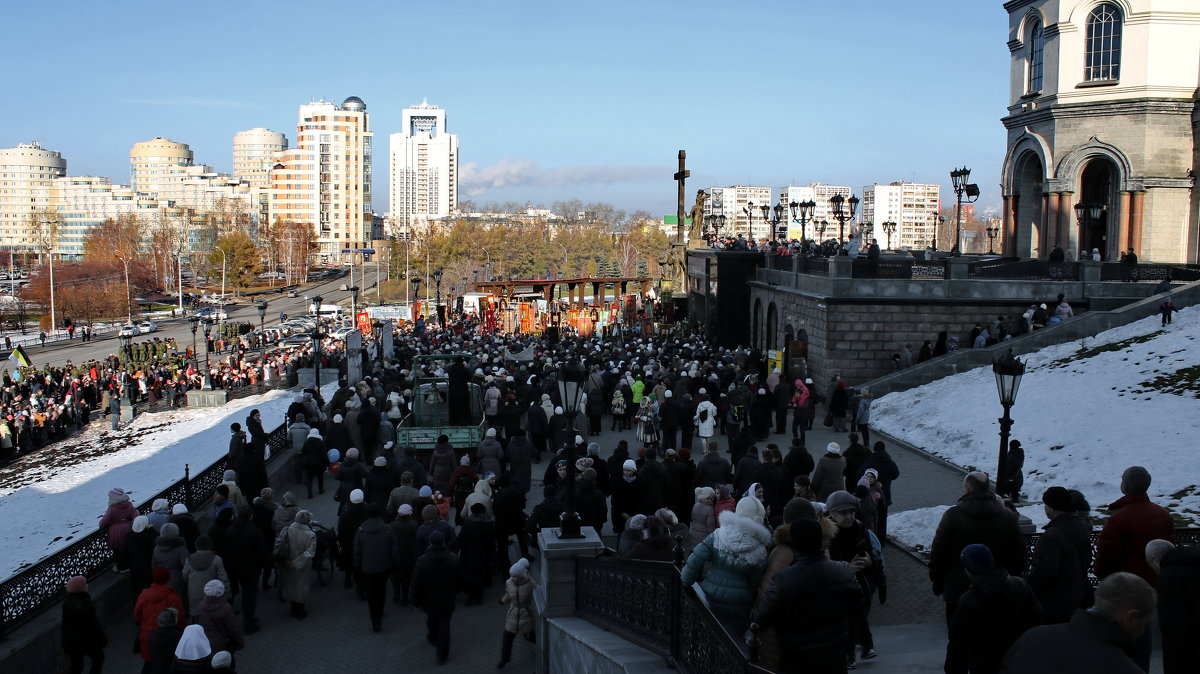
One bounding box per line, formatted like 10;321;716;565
0;420;289;639
575;556;770;674
968;259;1080;281
1022;527;1200;587
1099;262;1200;282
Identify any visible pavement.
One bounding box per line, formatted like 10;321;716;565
96;415;973;672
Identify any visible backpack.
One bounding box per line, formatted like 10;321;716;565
699;408;709;423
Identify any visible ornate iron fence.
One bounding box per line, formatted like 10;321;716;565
852;259;914;279
1021;526;1200;586
574;556;769;673
0;420;289;639
1099;263;1200;283
911;261;948;279
968;259;1080;281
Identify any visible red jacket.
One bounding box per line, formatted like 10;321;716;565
133;583;185;662
1095;493;1175;583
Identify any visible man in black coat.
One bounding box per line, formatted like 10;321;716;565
354;504;400;632
946;544;1041;674
751;519;861;673
782;438;814;482
929;472;1025;625
411;530;463;666
61;576;106;673
1148;539;1200;674
1026;486;1092;624
446;358;471;425
694;440;731;489
636;449;670;516
733;445;761;498
658;390;681;451
1002;572;1154;674
858;441;900;540
222;508;269;634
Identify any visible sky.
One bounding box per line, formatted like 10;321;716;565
1;0;1010;218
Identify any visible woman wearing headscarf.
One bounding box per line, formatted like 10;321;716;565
134;568;185;666
495;558;537;669
276;509;317;618
194;579;243;655
123;515;159;597
609;459;641;535
171;624;212;673
99;486;136;566
239;409;270;502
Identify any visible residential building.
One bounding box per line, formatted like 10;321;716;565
777;184;854;241
0;141;67;253
1001;0;1200;261
860;181;940;250
154;165;256;235
50;176;195;259
704;185;774;241
388;100;458;239
233;128;287;189
129;137;193;195
268;97;374;259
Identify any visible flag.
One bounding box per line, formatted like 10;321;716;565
503;344;537;362
9;346;31;368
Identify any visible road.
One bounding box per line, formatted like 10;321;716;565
20;267;387;369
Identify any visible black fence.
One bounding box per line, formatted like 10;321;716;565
852;259;917;279
968;259;1081;281
0;420;290;639
575;556;770;674
1021;527;1200;586
1099;263;1200;283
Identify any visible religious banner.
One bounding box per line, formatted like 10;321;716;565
356;311;372;335
519;303;535;333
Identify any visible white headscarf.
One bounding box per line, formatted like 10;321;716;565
175;624;212;660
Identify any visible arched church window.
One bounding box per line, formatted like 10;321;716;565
1084;3;1122;82
1028;19;1045;93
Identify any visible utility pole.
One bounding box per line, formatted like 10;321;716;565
673;150;689;245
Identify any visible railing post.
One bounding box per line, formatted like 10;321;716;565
670;571;682;665
183;464;192;512
673;534;685;569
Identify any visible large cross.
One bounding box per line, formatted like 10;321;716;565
673;150;689;245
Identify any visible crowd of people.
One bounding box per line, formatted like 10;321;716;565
67;315;1197;673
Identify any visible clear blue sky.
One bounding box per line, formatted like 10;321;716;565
2;0;1010;218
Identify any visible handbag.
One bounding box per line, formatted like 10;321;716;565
273;529;291;564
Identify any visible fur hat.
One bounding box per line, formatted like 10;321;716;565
108;487;130;504
152;498;168;512
485;427;497;437
172;503;188;515
695;486;715;502
1122;466;1152;495
374;456;387;467
223;469;237;482
333;414;344;423
295;510;312;525
826;442;841;455
460;455;471;466
204;579;225;597
783;497;817;524
622;459;637;472
422;504;439;522
419;485;433;497
327;448;340;463
346;448;360;459
349;489;364;504
626;514;647;531
510;557;531;580
398;504;413;516
132;515;150;533
211;651;233;669
735;496;766;521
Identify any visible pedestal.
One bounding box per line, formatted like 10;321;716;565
1017;513;1036;535
186;389;229;408
1080;260;1101;283
119;404;135;424
829;256;853;278
297;368;338;389
947;257;970;280
533;529;603;674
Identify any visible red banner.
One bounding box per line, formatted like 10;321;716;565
356;311;372;335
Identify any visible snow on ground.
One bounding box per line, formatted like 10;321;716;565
876;306;1199;551
0;383;333;579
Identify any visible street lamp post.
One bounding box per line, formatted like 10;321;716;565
762;202;786;241
480;248;491;282
189;316;199;366
743;202;756;241
993;348;1025;499
255;300;268;360
950;167;980;255
1073;203;1105;259
215;246;227;299
311;321;327;389
986;226;1000;255
349;285;360;318
202;319;214;390
555;360;588;539
816;220;829;243
829;194;859;245
118;333;132;364
789;200;815;244
882;221;897;251
116;255;133;324
432;270;443;326
410;277;422;321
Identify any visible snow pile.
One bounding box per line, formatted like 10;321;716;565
876;305;1198;550
0;384;330;579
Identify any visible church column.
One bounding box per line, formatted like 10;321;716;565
1045;192;1060;255
1058;192;1074;254
1117;190;1131;255
1002;196;1012;255
1130;190;1146;255
1006;195;1020;256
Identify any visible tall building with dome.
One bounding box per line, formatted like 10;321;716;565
999;0;1200;262
268;97;373;259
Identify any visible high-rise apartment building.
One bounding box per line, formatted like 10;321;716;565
777;184;854;241
704;185;774;241
389;100;458;238
268;97;373;259
130;137;193;195
860;181;940;250
50;176;194;258
0;141;68;252
233;128;288;189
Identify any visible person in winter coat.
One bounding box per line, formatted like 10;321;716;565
147;498;171;533
637;448;670;516
1002;572;1155;674
62;576;106;674
627;515;676;562
135;568;186;664
751;447;790;526
1027;486;1093;624
428;436;458;494
169;503;200;554
152;522;190;613
222;509;267;634
574;469;608;537
694;440;730;489
841;433;869;492
748;388;773;440
389;504;420;605
751;518;860;674
449;457;480;520
713;484;736;524
194;579;243;654
335;448;367;509
506;430;535;495
825;490;884;665
287;414;311;453
527;398;550;459
496;558;537;669
276;510;317;618
478;428;505;477
732;445;761;498
929;472;1026;624
100;486;137;558
610;460;641;534
411;530;463;666
364;456;397;506
827;381;850;432
338;489;369;590
464;476;495;520
299;428;327;498
945;544;1042;674
227;423;247;470
688;487;718;551
458;502;497;605
694;393;718;442
182;536;230;620
123;515;160;597
272;491;299;535
145;607;182;674
858;441;900;539
782;439;814;483
325;413;352;457
998;439;1024;502
789;379;811;442
171;624;212;673
810;442;847;502
680;497;772;634
416;504;458;556
1147;539;1200;674
617;514;647;557
355;503;400;631
1095;465;1175;584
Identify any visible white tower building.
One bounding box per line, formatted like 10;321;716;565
389;100;459;238
0;142;68;253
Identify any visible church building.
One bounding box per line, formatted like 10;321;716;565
1000;0;1199;262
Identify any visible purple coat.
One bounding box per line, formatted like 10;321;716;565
100;500;137;551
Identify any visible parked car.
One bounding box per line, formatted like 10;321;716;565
137;321;157;334
288;290;299;298
329;325;354;340
117;324;138;337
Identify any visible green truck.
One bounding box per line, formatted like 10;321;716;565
394;353;485;452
